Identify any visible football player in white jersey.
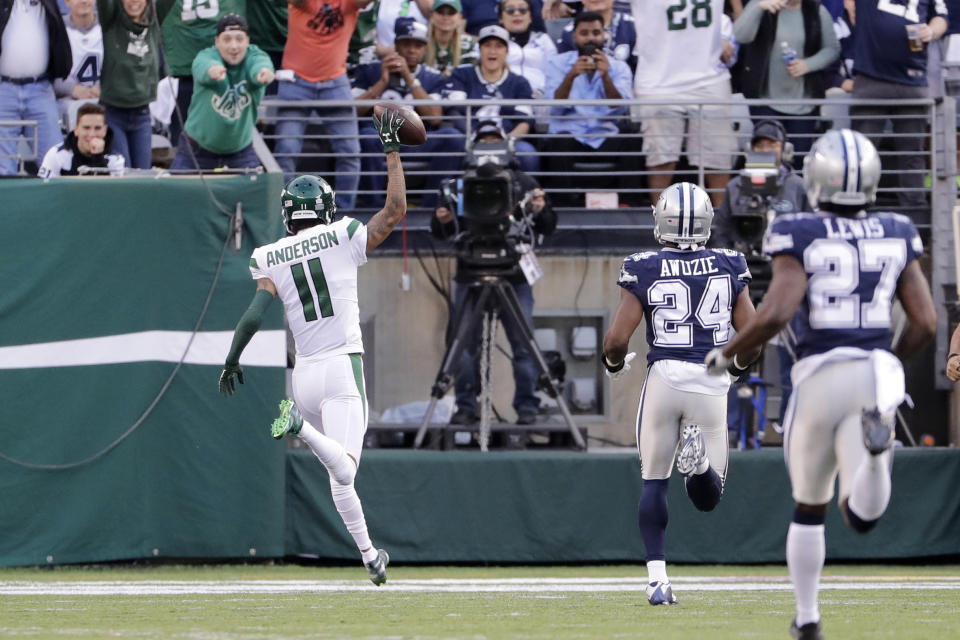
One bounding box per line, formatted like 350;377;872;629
705;130;937;639
603;182;761;606
219;109;407;585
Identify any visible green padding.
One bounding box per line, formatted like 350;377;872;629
0;176;287;567
285;448;960;563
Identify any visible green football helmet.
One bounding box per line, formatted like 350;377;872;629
281;175;337;233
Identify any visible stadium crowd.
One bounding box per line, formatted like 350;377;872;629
2;0;957;216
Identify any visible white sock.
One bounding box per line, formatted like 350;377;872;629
647;560;668;583
786;523;825;627
847;453;891;521
360;547;379;564
330;480;373;556
298;421;357;485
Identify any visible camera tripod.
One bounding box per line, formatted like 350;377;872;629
413;275;585;450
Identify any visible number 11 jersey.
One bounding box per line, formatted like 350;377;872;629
249;217;369;360
618;247;751;366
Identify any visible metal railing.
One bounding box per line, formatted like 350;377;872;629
0;120;38;176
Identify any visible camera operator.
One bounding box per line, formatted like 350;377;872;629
431;122;557;426
710;120;808;440
710;120;809;253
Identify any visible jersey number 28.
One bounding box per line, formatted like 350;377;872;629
648;275;732;347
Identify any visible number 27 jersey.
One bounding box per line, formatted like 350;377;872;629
618;247;751;366
763;211;923;360
249;217;369;360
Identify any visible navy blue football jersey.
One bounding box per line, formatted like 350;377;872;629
351;62;448;100
443;65;535;134
763;211;924;359
853;0;948;86
618;247;752;366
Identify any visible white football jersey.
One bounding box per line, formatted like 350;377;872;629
250;217;368;360
631;0;728;94
65;21;103;88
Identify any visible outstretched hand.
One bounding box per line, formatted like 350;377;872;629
373;107;404;154
219;364;244;396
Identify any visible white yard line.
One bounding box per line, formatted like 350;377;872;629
1;577;959;596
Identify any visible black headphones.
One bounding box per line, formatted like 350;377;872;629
749;119;794;164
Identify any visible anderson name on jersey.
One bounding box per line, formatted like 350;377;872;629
249;217;368;360
618;247;751;366
762;211;924;360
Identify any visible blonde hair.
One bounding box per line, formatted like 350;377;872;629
426;17;466;70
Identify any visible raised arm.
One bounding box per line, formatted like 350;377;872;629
366;109;408;252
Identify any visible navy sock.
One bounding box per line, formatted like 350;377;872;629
637;479;669;560
684;466;723;512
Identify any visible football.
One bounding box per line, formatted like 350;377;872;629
373;102;427;146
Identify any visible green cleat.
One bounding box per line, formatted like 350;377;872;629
270;398;303;440
364;549;389;586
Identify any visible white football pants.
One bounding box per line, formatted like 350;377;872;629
291;353;368;462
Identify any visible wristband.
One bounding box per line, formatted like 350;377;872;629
601;353;624;373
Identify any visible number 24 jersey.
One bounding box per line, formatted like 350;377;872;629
763;211;923;360
618;247;751;366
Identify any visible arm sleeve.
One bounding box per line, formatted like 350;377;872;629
732;0;764;44
802;6;841;73
246;46;276;84
224;288;276;366
193;48;225;88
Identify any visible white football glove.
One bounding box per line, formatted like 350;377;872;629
604;352;636;380
704;348;731;376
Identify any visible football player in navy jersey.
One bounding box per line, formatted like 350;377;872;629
705;129;937;640
602;182;761;606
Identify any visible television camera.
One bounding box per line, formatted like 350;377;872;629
731;151;780;300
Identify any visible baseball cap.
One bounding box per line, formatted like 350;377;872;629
474;120;506;141
751;120;787;145
432;0;462;11
394;17;429;43
216;13;248;35
477;24;510;46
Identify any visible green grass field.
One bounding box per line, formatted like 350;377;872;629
2;564;958;639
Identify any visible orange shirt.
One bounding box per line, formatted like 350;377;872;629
283;0;360;82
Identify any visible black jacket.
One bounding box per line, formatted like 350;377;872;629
733;0;825;100
0;0;72;80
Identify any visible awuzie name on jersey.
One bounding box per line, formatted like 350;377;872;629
659;255;720;278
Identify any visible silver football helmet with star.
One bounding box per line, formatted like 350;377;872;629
803;128;880;208
652;182;714;248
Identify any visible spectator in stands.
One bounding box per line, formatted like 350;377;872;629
39;101;123;175
161;0;245;146
97;0;175;170
464;0;544;35
431;122;556;426
351;17;463;205
347;0;383;77
444;25;539;173
248;0;289;86
711;119;808;251
55;0;102;132
733;0;840;162
273;0;374;210
541;10;633;207
377;0;430;52
556;0;636;74
169;13;274;172
425;0;477;75
0;0;71;176
552;0;737;206
850;0;947;214
500;0;556;102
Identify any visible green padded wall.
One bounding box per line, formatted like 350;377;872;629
286;448;960;563
0;176;287;566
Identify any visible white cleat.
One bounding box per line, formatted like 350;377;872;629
646;580;679;605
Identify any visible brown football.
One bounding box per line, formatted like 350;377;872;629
373;101;428;146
